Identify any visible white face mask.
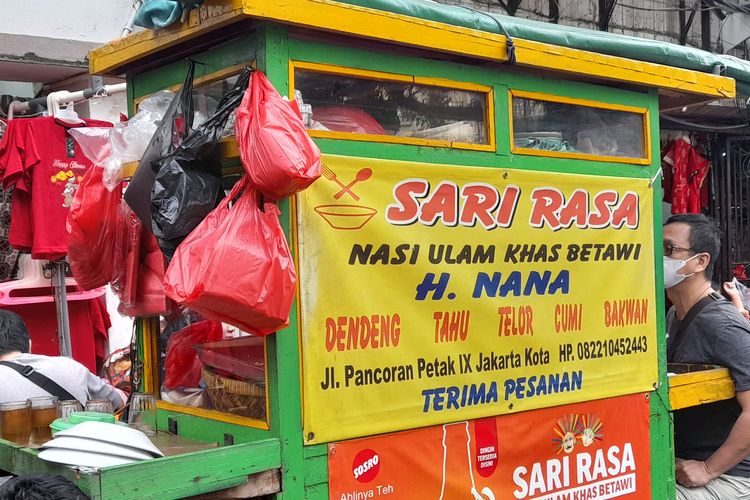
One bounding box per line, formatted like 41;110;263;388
663;254;700;289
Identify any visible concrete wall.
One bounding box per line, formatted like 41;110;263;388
0;0;134;43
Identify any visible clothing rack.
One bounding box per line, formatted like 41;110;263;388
7;83;127;119
6;83;126;358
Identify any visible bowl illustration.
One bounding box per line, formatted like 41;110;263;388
314;205;377;230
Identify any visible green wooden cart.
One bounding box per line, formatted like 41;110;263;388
1;0;745;498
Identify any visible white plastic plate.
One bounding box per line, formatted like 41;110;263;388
42;436;155;461
38;448;138;468
55;421;164;457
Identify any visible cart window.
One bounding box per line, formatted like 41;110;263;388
134;68;244;138
292;64;493;149
158;311;268;425
510;91;648;163
191;73;241;136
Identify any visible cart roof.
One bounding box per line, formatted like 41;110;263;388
90;0;738;100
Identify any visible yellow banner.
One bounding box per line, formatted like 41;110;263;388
297;155;657;444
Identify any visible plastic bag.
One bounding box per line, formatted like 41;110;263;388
70;92;174;192
112;202;171;317
66;165;122;290
111;202;142;307
101;346;132;395
150;67;251;260
312;106;386;135
163;176;297;335
125;62;195;229
163;319;223;389
235;71;321;200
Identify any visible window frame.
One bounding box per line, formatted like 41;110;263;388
133;62;253;110
508;89;652;166
289;60;497;152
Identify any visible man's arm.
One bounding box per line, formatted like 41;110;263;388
85;370;127;411
723;282;750;321
676;390;750;487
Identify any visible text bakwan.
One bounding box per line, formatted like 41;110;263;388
386;180;639;231
513;443;636;499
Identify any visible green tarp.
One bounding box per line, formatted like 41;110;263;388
338;0;750;95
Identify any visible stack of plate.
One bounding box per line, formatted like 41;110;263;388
38;421;164;468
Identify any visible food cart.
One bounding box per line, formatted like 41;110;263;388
0;0;747;498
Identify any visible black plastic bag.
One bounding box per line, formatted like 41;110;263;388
150;67;252;261
124;61;196;230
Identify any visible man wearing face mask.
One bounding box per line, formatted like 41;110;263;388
664;213;750;498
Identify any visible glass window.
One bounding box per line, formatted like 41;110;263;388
192;73;241;137
293;67;490;146
135;73;241;138
159;309;267;422
511;94;647;160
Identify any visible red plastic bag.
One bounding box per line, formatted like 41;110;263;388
163;320;223;389
235;71;321;200
113;202;171;317
67;165;122;290
163;176;297;335
312;106;386;135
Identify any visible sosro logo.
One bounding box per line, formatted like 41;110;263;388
352;449;380;483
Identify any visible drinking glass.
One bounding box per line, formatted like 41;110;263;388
58;400;84;419
0;400;31;445
28;396;58;445
128;393;157;435
85;399;114;414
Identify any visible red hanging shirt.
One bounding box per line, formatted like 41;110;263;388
12;117;111;260
687;148;711;214
0;120;35;250
664;138;692;214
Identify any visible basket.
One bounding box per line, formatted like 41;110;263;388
202;366;266;420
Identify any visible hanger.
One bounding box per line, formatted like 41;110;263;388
0;255;104;306
55;103;85;125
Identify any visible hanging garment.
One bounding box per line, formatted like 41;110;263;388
687;147;711;214
0;187;19;281
0;117;111;260
662;137;691;214
6;297;110;374
0;120;34;251
661;140;674;204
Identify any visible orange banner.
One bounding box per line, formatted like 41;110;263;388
328;393;650;500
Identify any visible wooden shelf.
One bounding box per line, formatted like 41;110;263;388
0;435;281;500
668;364;735;410
122;137;241;179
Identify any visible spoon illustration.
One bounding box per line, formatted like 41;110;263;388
334;168;373;200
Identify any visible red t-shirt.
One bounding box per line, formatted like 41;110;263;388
8;117;111;260
0;120;34;250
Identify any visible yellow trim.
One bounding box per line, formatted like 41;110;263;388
157;401;271;430
508;89;652;166
513;38;733;98
121;138;241;179
90;0;734;98
89;0;246;75
414;76;492;93
510;147;652;166
291;61;495;151
290;195;308;436
155;326;271;429
134;62;253;109
669;366;735;410
291;60;413;83
140;317;159;394
511;89;649;115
